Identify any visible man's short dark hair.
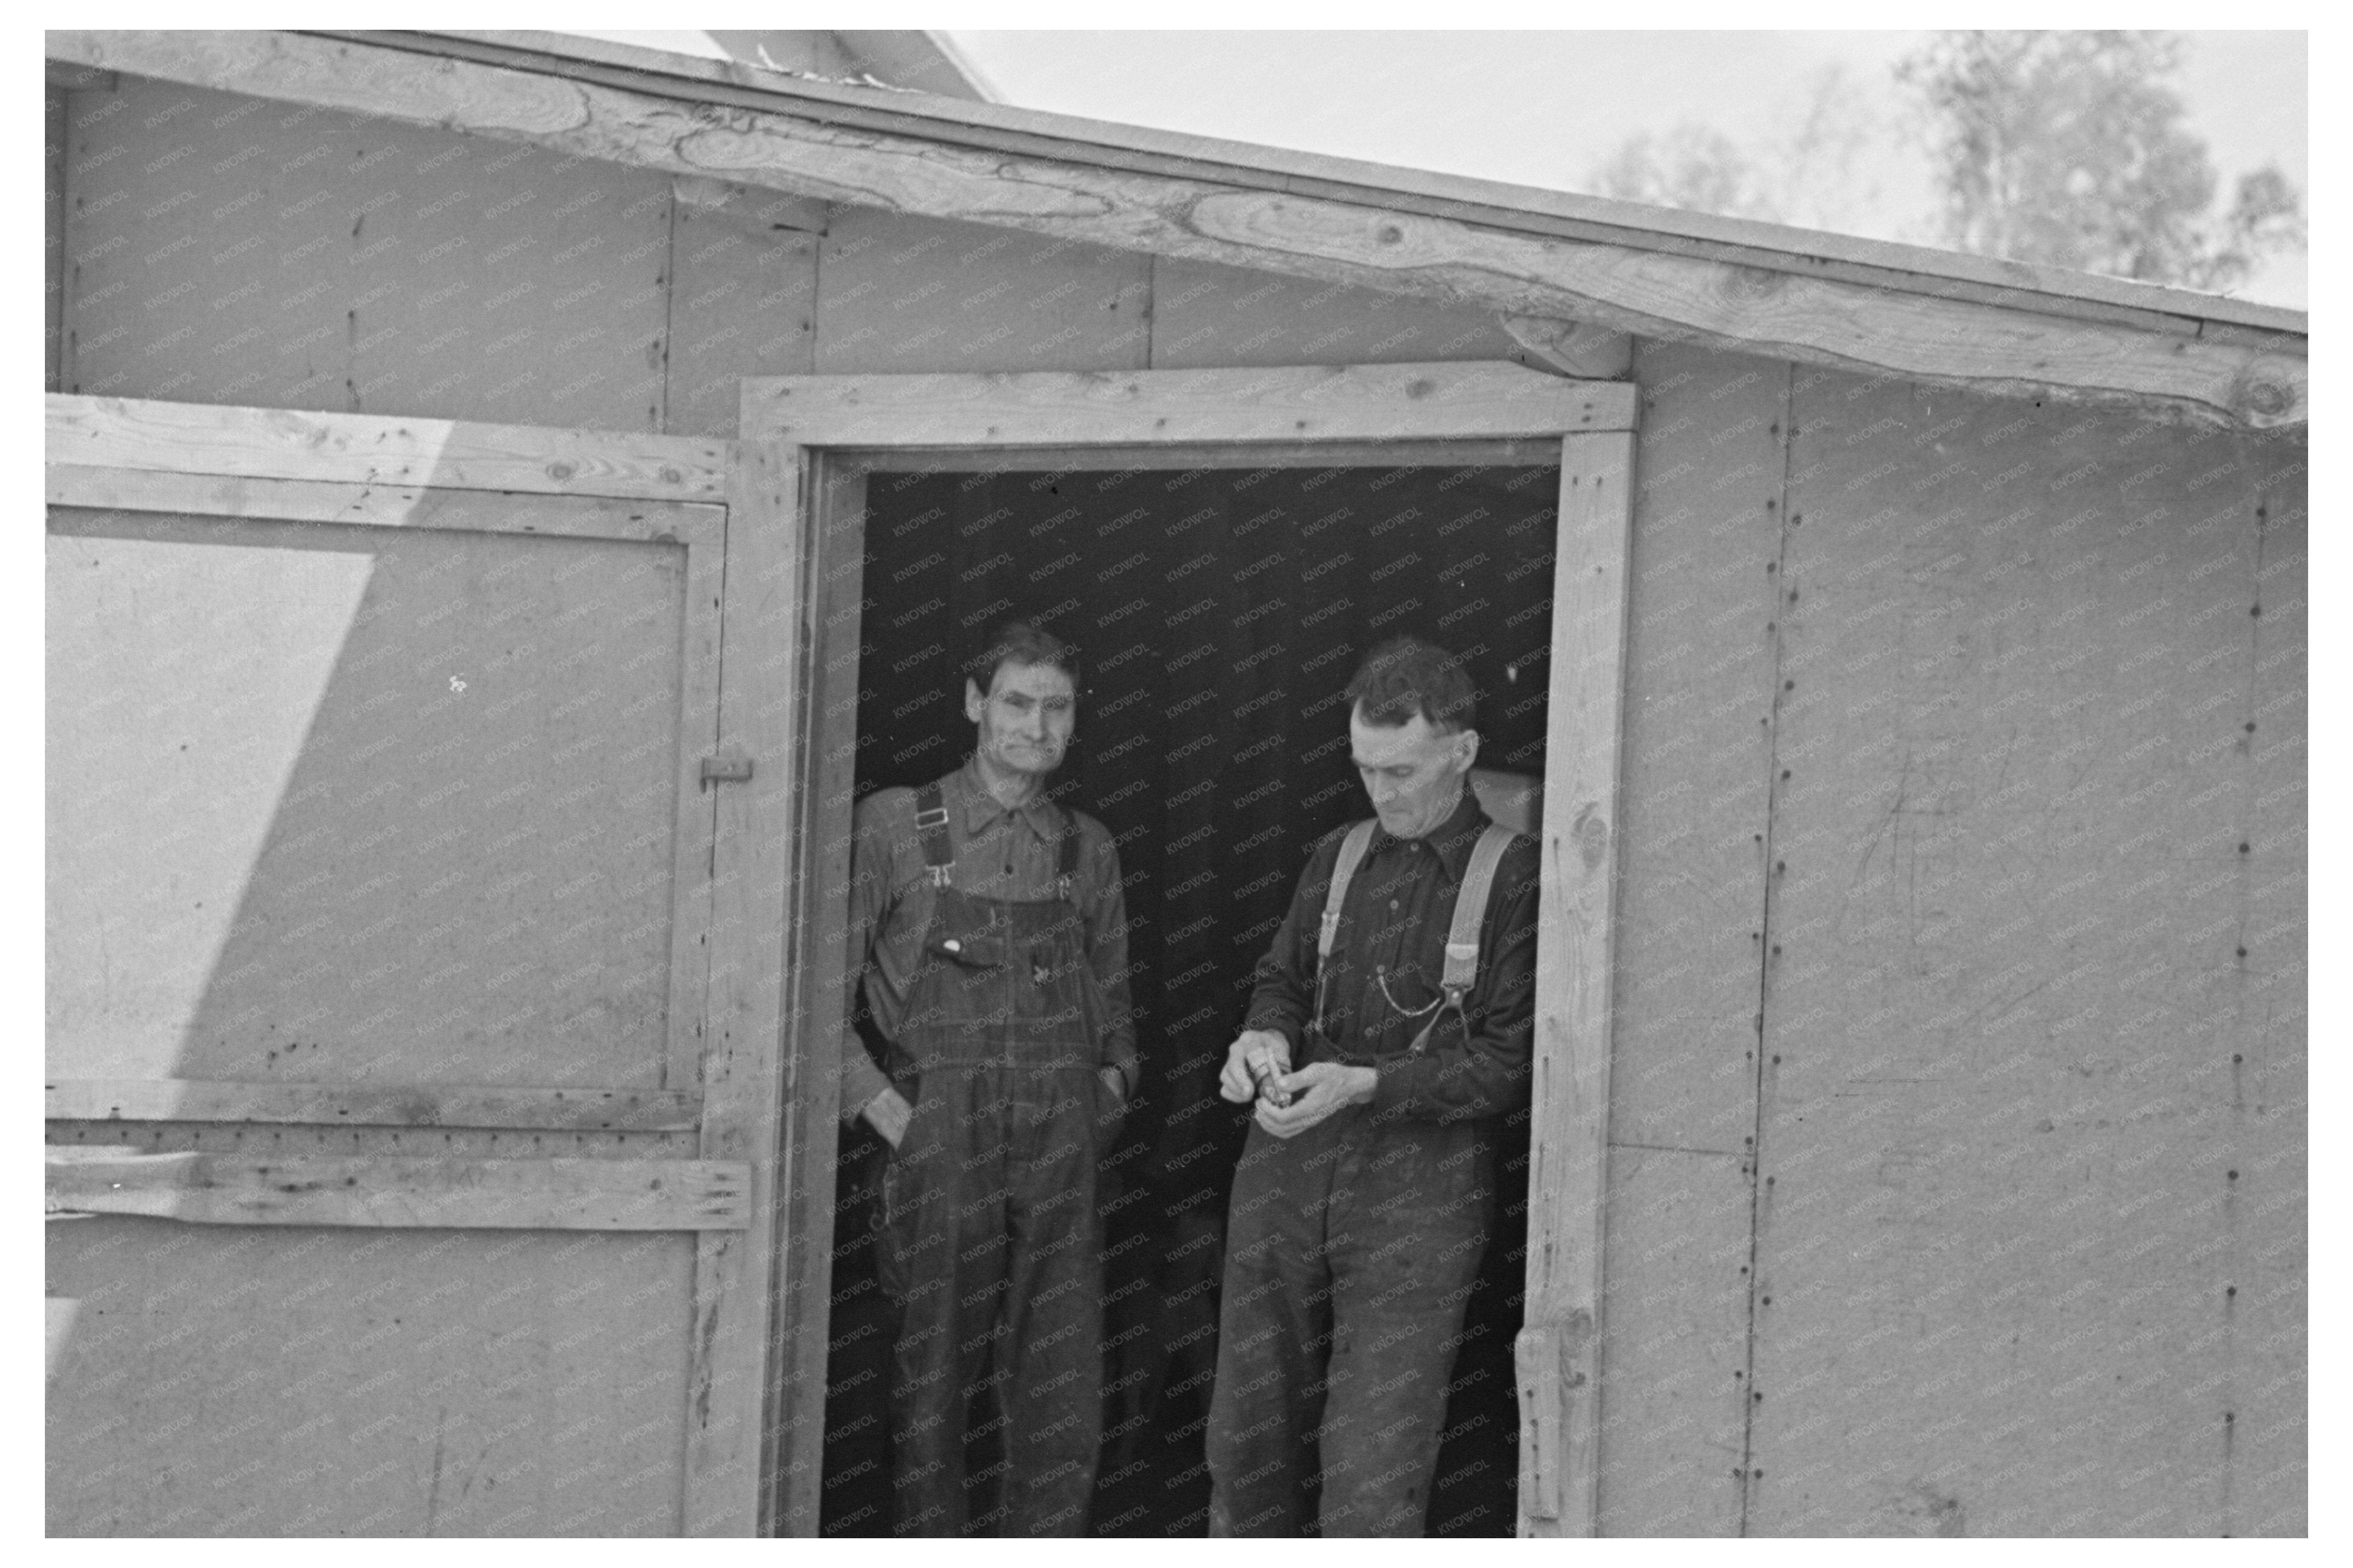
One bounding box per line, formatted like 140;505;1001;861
1345;635;1475;733
966;620;1079;695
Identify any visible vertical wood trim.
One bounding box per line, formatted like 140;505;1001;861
767;452;866;1537
1516;427;1637;1537
665;530;727;1090
58;83;80;395
47;86;65;393
681;443;800;1533
657;184;679;433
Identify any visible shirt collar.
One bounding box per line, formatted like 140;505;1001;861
949;756;1060;840
1368;785;1490;881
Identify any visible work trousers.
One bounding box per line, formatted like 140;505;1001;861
1205;1101;1493;1536
875;1064;1103;1536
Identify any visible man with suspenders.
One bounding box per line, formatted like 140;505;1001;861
1206;636;1540;1536
842;622;1135;1536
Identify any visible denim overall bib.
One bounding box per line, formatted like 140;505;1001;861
874;780;1110;1537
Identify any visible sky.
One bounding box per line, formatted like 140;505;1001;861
582;28;2307;310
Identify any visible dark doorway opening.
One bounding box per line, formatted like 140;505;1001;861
818;461;1560;1538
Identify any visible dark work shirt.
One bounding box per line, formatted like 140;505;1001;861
1244;788;1540;1123
843;758;1136;1122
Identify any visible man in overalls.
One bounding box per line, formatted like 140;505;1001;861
842;621;1135;1536
1204;635;1540;1536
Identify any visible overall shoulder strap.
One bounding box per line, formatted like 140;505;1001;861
1439;824;1521;996
1056;810;1085;903
1317;820;1379;967
1311;820;1379;1040
912;781;954;887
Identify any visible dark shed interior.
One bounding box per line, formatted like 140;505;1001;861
819;464;1561;1535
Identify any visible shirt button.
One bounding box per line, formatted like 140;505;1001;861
1389;899;1399;912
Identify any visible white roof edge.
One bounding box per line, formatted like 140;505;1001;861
919;30;999;104
402;30;2303;341
832;29;997;103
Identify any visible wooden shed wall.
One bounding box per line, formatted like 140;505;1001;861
48;69;2305;1537
1743;373;2306;1536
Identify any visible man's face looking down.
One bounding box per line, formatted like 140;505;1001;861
1349;701;1478;840
966;658;1076;784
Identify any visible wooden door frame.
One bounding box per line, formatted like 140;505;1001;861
44;393;798;1538
742;361;1637;1538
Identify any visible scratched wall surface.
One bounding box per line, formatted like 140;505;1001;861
47;1223;695;1535
46;505;692;1087
813;207;1154;375
1739;373;2306;1536
61;77;674;430
1146;255;1527;369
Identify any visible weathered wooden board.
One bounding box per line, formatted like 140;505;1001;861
1588;341;1790;1535
47;85;66;390
665;193;818;438
678;440;803;1533
749;362;1635;450
1146;254;1525;370
1742;375;2301;1535
846;438;1561;472
1518;427;1637;1537
47;1079;701;1131
48;470;724;550
769;453;869;1537
47;1221;696;1533
48;1147;750;1230
813;207;1152;375
407;30;2301;342
50;395;726;500
60;73;674;430
47;1119;700;1163
46;32;2299;429
47;504;691;1087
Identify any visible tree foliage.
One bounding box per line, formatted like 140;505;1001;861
1584;32;2305;293
1589;123;1776;220
1587;66;1884;234
1897;30;2304;289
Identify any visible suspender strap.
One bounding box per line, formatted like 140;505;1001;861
1312;819;1523;1053
912;779;1085;901
1441;824;1518;995
1317;821;1378;966
912;782;954;887
1312;821;1377;1039
1057;815;1083;904
1407;823;1521;1056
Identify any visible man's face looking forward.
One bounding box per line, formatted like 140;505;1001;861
966;659;1076;784
1350;702;1478;840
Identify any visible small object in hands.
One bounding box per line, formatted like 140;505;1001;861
942;938;962;955
1251;1054;1294;1108
1032;959;1050;985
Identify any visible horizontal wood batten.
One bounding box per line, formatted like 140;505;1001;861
46;1079;703;1132
393;29;2306;342
843;438;1565;472
47;30;2300;430
47;469;725;545
752;364;1634;448
47;395;730;499
47;1147;750;1230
